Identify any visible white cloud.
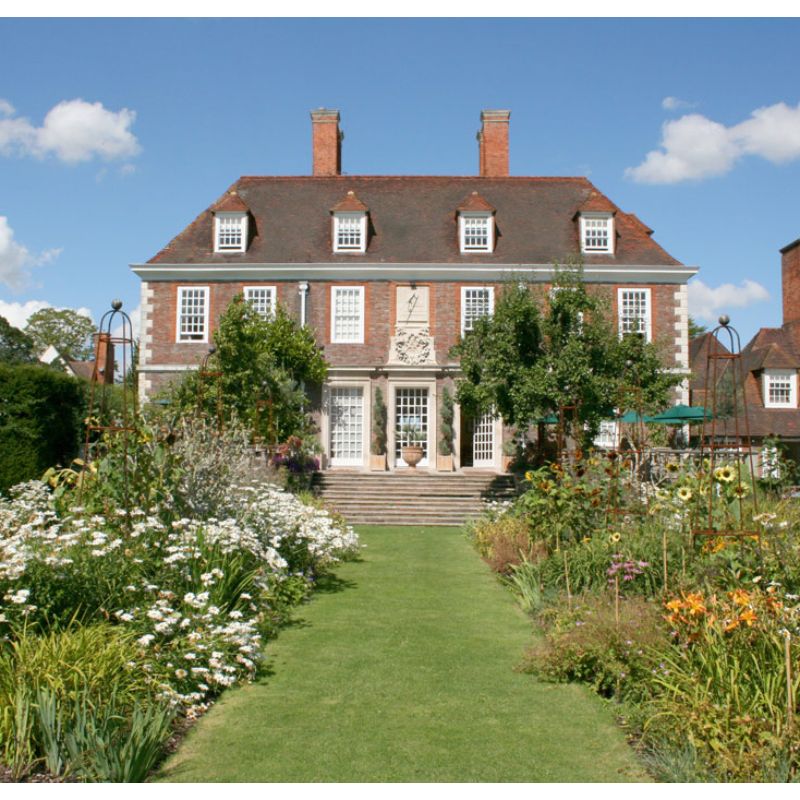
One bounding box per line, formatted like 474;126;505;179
0;98;140;164
688;278;770;322
662;96;695;111
0;217;61;291
627;101;800;184
0;99;14;117
0;300;93;330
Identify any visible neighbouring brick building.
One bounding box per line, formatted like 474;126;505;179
132;109;697;472
690;239;800;462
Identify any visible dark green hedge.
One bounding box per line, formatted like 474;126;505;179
0;364;86;492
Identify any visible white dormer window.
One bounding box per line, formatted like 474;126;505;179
244;286;277;319
764;370;797;408
333;213;367;253
459;213;493;253
580;213;614;254
215;213;248;253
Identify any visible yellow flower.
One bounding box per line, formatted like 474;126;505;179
665;598;684;612
666;462;680;473
732;482;749;498
582;536;591;544
677;486;693;502
729;588;751;607
739;609;757;626
685;592;706;616
608;532;621;543
714;465;735;483
524;470;535;482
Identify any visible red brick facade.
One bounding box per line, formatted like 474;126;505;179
134;109;696;471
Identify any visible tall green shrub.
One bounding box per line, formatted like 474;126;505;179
0;364;85;492
439;387;455;456
371;387;387;455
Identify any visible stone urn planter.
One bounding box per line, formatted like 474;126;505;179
401;445;425;470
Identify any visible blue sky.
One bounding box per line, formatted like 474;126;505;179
0;17;799;347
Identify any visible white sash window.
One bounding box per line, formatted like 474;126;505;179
618;288;652;342
177;286;210;343
244;286;277;319
331;286;365;343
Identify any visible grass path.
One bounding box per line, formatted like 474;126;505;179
157;526;648;782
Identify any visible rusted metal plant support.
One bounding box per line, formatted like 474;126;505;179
605;386;649;527
556;403;580;465
79;300;138;518
196;346;224;433
691;315;760;546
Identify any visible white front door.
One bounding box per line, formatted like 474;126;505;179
329;387;364;467
473;411;495;468
395;387;430;467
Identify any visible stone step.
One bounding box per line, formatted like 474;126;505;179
311;471;517;526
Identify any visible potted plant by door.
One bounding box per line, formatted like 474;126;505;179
370;387;388;471
400;423;426;470
437;387;455;472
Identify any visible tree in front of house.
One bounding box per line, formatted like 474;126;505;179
0;315;37;364
172;295;328;444
451;268;681;447
24;307;96;360
688;316;707;338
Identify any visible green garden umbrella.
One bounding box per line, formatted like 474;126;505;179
648;404;711;425
616;410;654;423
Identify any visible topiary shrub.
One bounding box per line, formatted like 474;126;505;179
0;364;85;492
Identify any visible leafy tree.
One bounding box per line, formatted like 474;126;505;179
372;386;387;456
172;296;328;443
688;316;707;338
25;308;96;360
451;267;681;446
0;315;37;364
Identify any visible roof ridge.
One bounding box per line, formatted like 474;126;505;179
236;175;593;183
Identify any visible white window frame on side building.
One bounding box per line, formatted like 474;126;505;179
580;213;614;255
176;286;210;343
617;288;652;342
460;286;495;335
459;213;493;253
214;213;248;253
332;212;367;254
244;286;277;319
763;369;797;408
331;286;365;343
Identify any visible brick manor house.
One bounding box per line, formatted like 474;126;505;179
132;109;697;472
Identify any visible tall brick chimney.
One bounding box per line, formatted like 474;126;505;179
92;332;114;385
311;108;342;177
781;238;800;326
478;109;510;178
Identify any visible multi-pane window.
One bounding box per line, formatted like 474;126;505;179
177;287;209;342
593;420;619;450
331;286;365;343
215;213;247;253
461;287;495;334
460;214;492;252
764;371;796;408
244;286;276;319
333;213;367;253
618;288;651;341
581;214;613;254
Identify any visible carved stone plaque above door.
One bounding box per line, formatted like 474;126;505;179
389;285;436;365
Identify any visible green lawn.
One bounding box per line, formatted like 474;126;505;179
157;525;648;782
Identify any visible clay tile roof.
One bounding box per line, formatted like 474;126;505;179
211;191;249;214
331;190;369;213
625;213;654;236
66;360;97;381
146;176;684;266
575;190;617;216
456;191;495;213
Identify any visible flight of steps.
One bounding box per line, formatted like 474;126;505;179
311;471;518;526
